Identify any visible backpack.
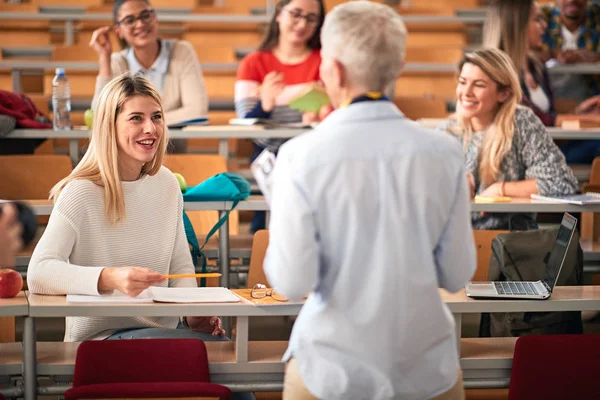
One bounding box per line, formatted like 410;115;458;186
0;90;51;154
181;173;251;286
0;90;52;130
480;215;584;337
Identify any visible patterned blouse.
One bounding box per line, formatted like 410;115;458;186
541;3;600;96
437;107;578;230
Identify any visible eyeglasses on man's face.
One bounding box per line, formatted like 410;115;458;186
250;284;288;301
283;8;320;26
117;9;156;29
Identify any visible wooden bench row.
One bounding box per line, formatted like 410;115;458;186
0;68;460;101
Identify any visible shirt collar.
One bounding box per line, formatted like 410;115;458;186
317;101;404;133
126;39;172;75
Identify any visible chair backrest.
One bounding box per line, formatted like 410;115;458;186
394;96;448;120
247;229;270;288
509;334;600;400
581;157;600;240
0;155;72;200
72;339;211;387
589;156;600;185
163;154;239;235
472;230;508;281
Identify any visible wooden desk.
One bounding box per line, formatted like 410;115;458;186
14;287;600;399
0;292;28;398
23;291;303;399
0;291;28;317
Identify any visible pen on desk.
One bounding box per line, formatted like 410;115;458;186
163;273;222;279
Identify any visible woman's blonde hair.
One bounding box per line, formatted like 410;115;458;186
455;49;523;187
50;74;168;224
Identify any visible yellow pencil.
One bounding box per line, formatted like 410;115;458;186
163;273;222;279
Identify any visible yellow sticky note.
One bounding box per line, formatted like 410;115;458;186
474;195;512;203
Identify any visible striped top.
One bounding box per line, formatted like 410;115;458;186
27;167;196;342
234;50;321;152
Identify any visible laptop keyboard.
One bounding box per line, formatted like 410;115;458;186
494;281;540;296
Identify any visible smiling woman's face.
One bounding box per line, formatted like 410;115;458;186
115;95;163;179
456;62;509;130
115;0;159;49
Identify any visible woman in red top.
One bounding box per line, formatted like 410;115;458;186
235;0;325;232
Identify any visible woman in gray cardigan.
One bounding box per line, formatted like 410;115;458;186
438;48;578;230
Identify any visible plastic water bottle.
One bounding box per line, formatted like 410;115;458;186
52;68;71;130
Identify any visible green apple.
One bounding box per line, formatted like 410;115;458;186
173;173;187;193
84;109;94;129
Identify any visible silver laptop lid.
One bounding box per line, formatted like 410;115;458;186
542;213;577;292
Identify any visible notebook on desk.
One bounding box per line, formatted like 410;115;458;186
466;213;577;300
531;193;600;205
67;287;241;304
229;118;312;129
167;117;209;129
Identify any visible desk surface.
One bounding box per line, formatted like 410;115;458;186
26;290;303;318
20;197;600;215
8;127;600;140
442;286;600;313
0;291;28;316
24;287;600;317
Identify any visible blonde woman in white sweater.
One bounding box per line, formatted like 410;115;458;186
28;75;224;344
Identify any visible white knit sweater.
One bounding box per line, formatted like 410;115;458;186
28;167;196;342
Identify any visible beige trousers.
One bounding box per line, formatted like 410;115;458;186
283;358;465;400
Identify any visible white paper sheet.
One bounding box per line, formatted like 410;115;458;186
67;290;153;304
149;287;241;303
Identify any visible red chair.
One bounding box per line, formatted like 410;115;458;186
509;335;600;400
64;339;231;399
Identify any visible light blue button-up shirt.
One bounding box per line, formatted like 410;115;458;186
264;101;476;400
126;39;173;94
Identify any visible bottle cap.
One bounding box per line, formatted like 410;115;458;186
55;67;65;76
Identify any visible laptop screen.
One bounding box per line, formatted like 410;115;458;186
542;213;577;291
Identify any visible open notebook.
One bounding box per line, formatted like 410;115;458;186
67;287;241;304
531;193;600;205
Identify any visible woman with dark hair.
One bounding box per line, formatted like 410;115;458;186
89;0;208;139
235;0;324;232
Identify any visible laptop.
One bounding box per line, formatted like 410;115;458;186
466;213;577;300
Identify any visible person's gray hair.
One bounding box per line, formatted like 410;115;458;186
321;1;407;92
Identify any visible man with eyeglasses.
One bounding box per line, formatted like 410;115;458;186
264;2;475;400
89;0;209;151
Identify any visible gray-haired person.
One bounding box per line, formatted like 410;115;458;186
264;2;475;400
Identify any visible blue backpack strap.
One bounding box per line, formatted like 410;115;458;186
183;210;208;286
184;200;240;287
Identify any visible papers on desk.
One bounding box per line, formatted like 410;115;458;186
67;287;240;304
149;287;240;303
67;291;153;304
229;118;311;129
531;193;600;205
167;117;209;129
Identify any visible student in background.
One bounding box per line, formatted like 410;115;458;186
540;0;600;103
89;0;208;151
265;3;475;399
438;49;578;230
484;0;600;163
235;0;324;233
